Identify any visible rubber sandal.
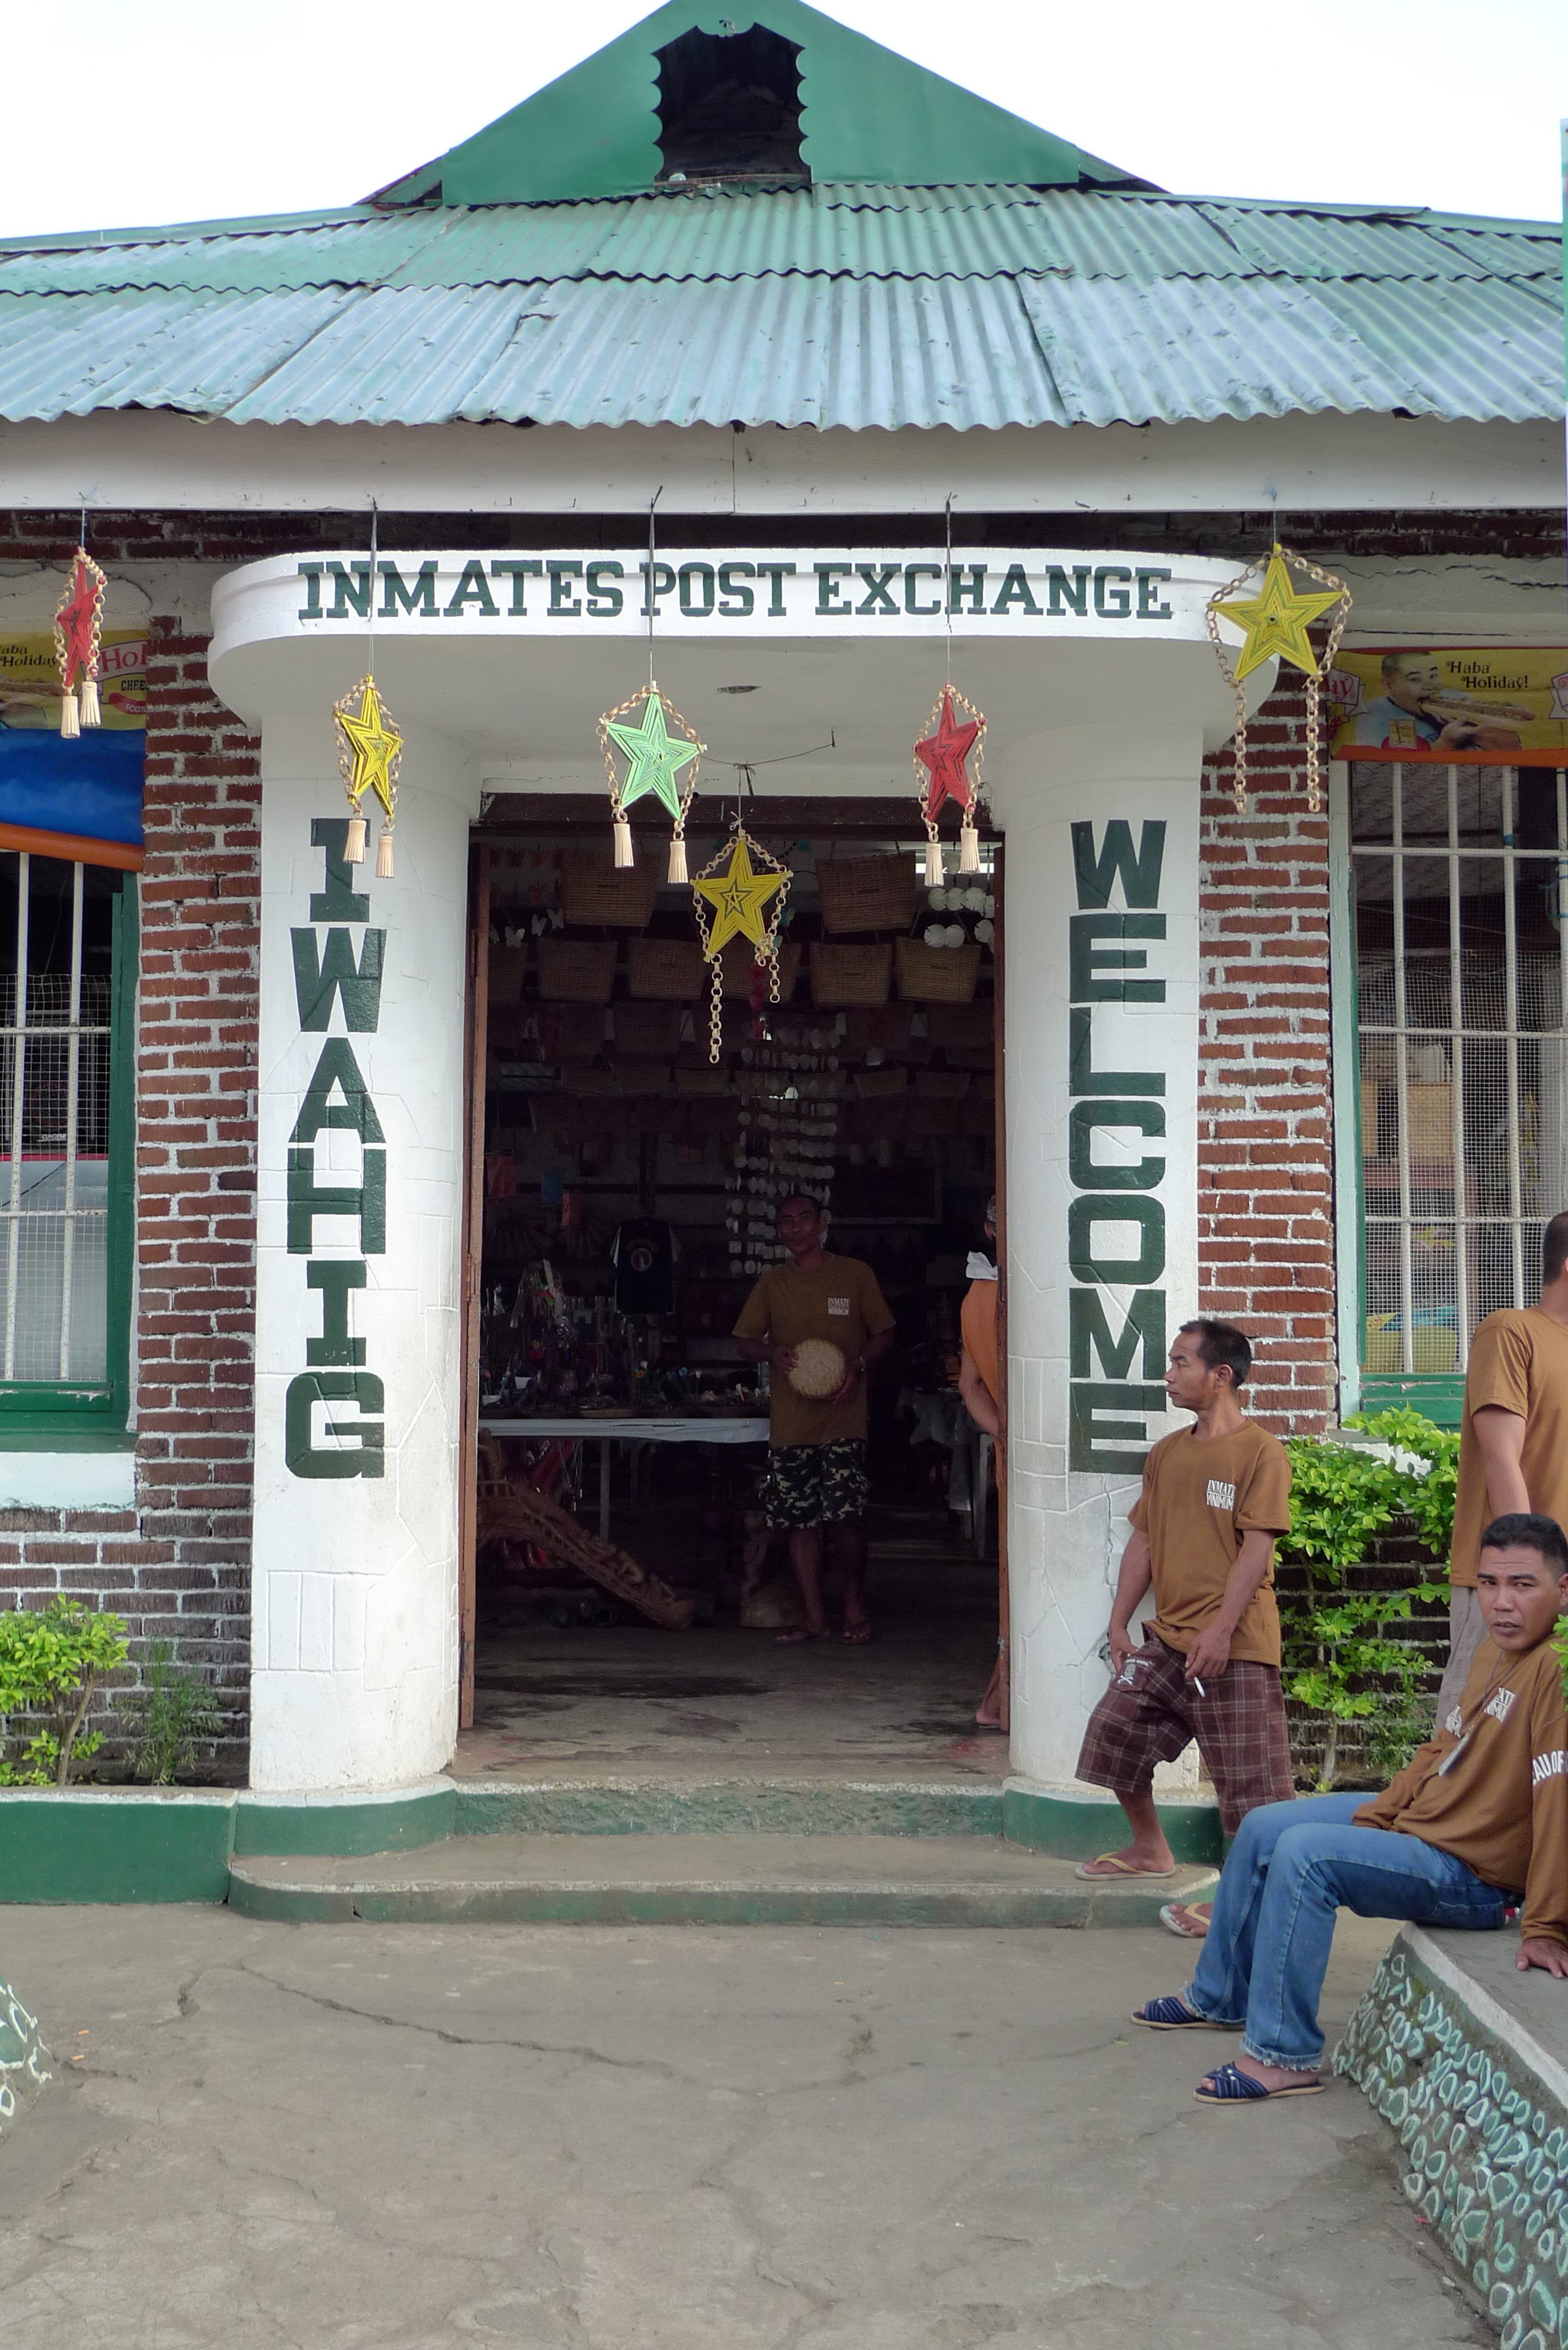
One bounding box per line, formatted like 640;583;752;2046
1159;1901;1213;1940
1131;1997;1234;2031
1073;1853;1178;1881
1194;2061;1323;2106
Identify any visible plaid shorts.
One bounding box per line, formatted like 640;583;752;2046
762;1439;870;1530
1075;1634;1294;1837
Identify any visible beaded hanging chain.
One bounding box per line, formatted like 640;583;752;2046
1206;543;1352;816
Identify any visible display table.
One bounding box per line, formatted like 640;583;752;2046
479;1415;770;1539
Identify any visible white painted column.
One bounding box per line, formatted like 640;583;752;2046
249;718;480;1791
992;724;1202;1786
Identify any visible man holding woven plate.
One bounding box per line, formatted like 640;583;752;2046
734;1194;897;1644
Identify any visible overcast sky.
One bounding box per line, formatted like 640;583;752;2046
1;0;1563;238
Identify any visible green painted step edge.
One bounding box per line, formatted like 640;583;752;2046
0;1791;235;1904
233;1782;456;1857
452;1780;1004;1838
226;1870;1216;1929
1002;1781;1224;1865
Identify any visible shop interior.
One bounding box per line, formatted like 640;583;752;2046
464;795;1003;1777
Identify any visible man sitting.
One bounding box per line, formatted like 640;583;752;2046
1132;1512;1568;2107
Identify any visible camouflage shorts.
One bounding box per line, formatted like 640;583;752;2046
762;1440;870;1530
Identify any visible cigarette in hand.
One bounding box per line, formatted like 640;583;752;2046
1193;1678;1208;1697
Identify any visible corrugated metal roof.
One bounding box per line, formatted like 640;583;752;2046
0;184;1556;431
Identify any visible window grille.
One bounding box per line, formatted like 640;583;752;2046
1349;764;1568;1380
0;851;121;1388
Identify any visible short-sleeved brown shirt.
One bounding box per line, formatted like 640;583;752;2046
733;1254;895;1449
1129;1420;1292;1667
1450;1308;1568;1588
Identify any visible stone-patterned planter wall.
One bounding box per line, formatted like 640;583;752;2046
1337;1933;1568;2348
0;1980;52;2133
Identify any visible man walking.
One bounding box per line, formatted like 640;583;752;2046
1073;1319;1294;1881
1132;1514;1568;2107
734;1194;895;1644
1443;1209;1568;1717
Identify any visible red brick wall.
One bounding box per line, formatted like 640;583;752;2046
1197;672;1338;1435
0;615;259;1779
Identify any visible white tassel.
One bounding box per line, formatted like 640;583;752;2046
613;813;633;869
958;823;981;873
923;836;943;887
375;829;395;879
78;676;101;728
59;690;80;739
343;815;368;864
666;833;688;884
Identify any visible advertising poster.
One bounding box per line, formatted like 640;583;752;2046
0;629;146;859
1328;647;1568;765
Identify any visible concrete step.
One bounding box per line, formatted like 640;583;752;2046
227;1834;1218;1928
452;1776;1005;1838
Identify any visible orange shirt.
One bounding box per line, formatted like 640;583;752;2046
1450;1309;1568;1588
960;1278;999;1408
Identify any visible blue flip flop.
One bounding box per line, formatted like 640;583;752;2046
1195;2061;1323;2105
1131;1996;1234;2031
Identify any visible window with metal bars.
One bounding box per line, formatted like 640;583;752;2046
0;849;136;1438
1346;762;1568;1422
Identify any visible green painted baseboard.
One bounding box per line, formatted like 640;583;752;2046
1001;1779;1224;1865
233;1782;455;1858
0;1791;236;1904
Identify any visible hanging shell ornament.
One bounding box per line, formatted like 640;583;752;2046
598;683;704;879
913;685;986;884
691;826;791;1065
333;675;403;876
54;549;108;737
1206;543;1351;815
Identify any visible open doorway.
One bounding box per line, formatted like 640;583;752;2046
458;796;1004;1783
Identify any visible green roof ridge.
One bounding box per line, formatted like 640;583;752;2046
368;0;1142;205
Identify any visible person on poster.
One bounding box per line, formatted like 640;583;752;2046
1129;1514;1568;2107
734;1194;895;1645
1073;1320;1295;1888
1442;1210;1568;1718
1336;650;1521;755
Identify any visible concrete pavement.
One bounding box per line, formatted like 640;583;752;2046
0;1907;1488;2349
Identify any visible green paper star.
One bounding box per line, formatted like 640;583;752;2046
604;691;703;818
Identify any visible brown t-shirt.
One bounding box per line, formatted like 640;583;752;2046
733;1254;895;1449
1129;1421;1292;1667
1355;1633;1568;1947
1450;1309;1568;1588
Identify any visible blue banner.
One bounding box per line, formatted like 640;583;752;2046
0;728;145;848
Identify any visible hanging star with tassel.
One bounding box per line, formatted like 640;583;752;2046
334;675;401;821
1211;545;1345;683
914;688;983;823
693;831;785;955
54;548;108;734
603;688;704;818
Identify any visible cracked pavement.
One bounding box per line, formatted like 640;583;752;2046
0;1908;1489;2349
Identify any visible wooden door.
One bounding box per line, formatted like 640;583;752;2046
456;843;490;1731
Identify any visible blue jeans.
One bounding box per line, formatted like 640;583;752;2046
1183;1794;1510;2071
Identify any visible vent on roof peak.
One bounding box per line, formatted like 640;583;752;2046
656;24;806;185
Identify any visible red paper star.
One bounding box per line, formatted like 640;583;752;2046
914;690;981;823
55;553;102;690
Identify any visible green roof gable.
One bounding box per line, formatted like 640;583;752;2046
371;0;1142;205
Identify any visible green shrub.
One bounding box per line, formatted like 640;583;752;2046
1279;1410;1455;1789
0;1600;130;1786
128;1643;222;1784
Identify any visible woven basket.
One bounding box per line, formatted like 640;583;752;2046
815;854;917;937
895;938;981;1004
855;1067;907;1099
538;1001;607;1059
844;1003;916;1056
914;1067;972;1099
538;938;618;1004
674;1065;730;1097
628;937;706;1002
719;940;803;1001
559;1060;617;1095
608;1056;670;1096
561;851;659;931
810;943;892;1008
487;945;528;1006
612;1000;681;1054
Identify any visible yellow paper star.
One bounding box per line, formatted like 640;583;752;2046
335;677;401;820
1212;547;1344;683
694;834;784;957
